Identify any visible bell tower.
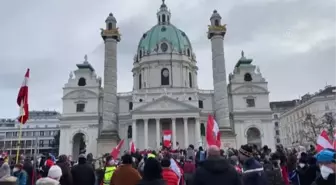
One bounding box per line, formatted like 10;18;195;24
98;13;121;153
207;10;230;129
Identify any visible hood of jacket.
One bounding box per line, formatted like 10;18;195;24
36;177;60;185
200;156;231;174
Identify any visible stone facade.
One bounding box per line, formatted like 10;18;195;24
59;2;276;157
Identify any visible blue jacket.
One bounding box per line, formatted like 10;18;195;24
14;170;27;185
241;158;268;185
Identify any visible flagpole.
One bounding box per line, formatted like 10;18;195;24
16;97;25;164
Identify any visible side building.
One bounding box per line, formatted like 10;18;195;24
279;86;336;148
270;100;298;145
0;111;60;156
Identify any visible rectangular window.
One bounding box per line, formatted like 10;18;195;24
13;132;18;137
40;131;44;136
246;98;255;107
26;140;32;147
198;100;203;108
129;102;133;110
76;103;85;112
276;130;280;135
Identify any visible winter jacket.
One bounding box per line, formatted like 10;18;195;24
264;163;285;185
56;162;73;185
311;174;335;185
13;170;27;185
110;164;141;185
162;168;178;185
71;158;95;185
182;161;195;174
35;177;60;185
241;158;268;185
22;161;33;185
192;156;242;185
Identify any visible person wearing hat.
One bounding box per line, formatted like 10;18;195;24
311;149;335;185
71;154;95;185
36;165;62;185
238;144;267;185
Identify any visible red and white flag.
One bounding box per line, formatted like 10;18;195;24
206;115;221;148
17;69;30;124
130;140;136;153
111;139;124;158
332;129;336;150
316;130;333;152
163;130;172;148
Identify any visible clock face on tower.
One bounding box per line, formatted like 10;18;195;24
162;69;169;77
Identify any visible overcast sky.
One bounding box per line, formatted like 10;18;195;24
0;0;335;118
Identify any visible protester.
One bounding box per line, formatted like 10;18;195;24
13;164;28;185
136;158;165;185
161;157;178;185
192;145;242;185
56;155;73;185
71;154;95;185
110;154;141;185
182;157;195;185
0;163;17;185
311;149;335;185
36;165;62;185
22;157;33;185
238;144;268;185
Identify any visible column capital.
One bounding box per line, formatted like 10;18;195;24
155;118;160;121
183;117;188;121
143;119;148;122
171;117;176;121
132;119;137;123
195;117;200;121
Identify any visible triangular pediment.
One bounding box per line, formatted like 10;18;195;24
63;89;98;99
132;95;199;113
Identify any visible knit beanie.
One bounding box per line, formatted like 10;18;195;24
47;165;62;181
239;144;253;158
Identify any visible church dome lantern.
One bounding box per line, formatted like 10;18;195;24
136;0;193;60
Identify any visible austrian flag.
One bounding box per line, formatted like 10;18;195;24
206;115;221;148
17;69;30;124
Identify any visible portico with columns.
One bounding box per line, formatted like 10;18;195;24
129;95;202;150
131;117;201;150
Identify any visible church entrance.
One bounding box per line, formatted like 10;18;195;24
246;127;262;149
72;133;86;160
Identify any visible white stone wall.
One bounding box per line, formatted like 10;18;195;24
280;94;336;148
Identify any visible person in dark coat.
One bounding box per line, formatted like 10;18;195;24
22;158;33;185
192;145;242;185
71;154;95;185
56;155;73;185
263;153;285;185
238;144;268;185
136;158;165;185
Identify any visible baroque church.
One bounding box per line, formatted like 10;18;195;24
59;1;275;159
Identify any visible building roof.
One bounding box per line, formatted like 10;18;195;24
137;1;192;57
270;100;298;112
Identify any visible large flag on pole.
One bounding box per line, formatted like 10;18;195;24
111;139;124;158
316;130;333;152
163;130;172;148
17;69;30;124
130;140;136;153
206;115;221;148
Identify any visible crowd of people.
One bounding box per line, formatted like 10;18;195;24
0;143;335;185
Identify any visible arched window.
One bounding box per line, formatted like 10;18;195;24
108;23;113;30
246;127;262;148
214;19;219;26
139;74;142;89
162;15;166;23
187;49;190;57
161;68;169;85
78;77;86;86
244;73;252;82
189;72;192;88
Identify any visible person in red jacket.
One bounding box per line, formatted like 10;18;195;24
183;157;195;185
161;157;179;185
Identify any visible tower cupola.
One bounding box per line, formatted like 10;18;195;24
157;0;171;25
105;13;117;30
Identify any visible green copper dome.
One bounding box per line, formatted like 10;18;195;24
137;24;193;56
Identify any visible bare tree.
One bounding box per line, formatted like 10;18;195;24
300;112;336;145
